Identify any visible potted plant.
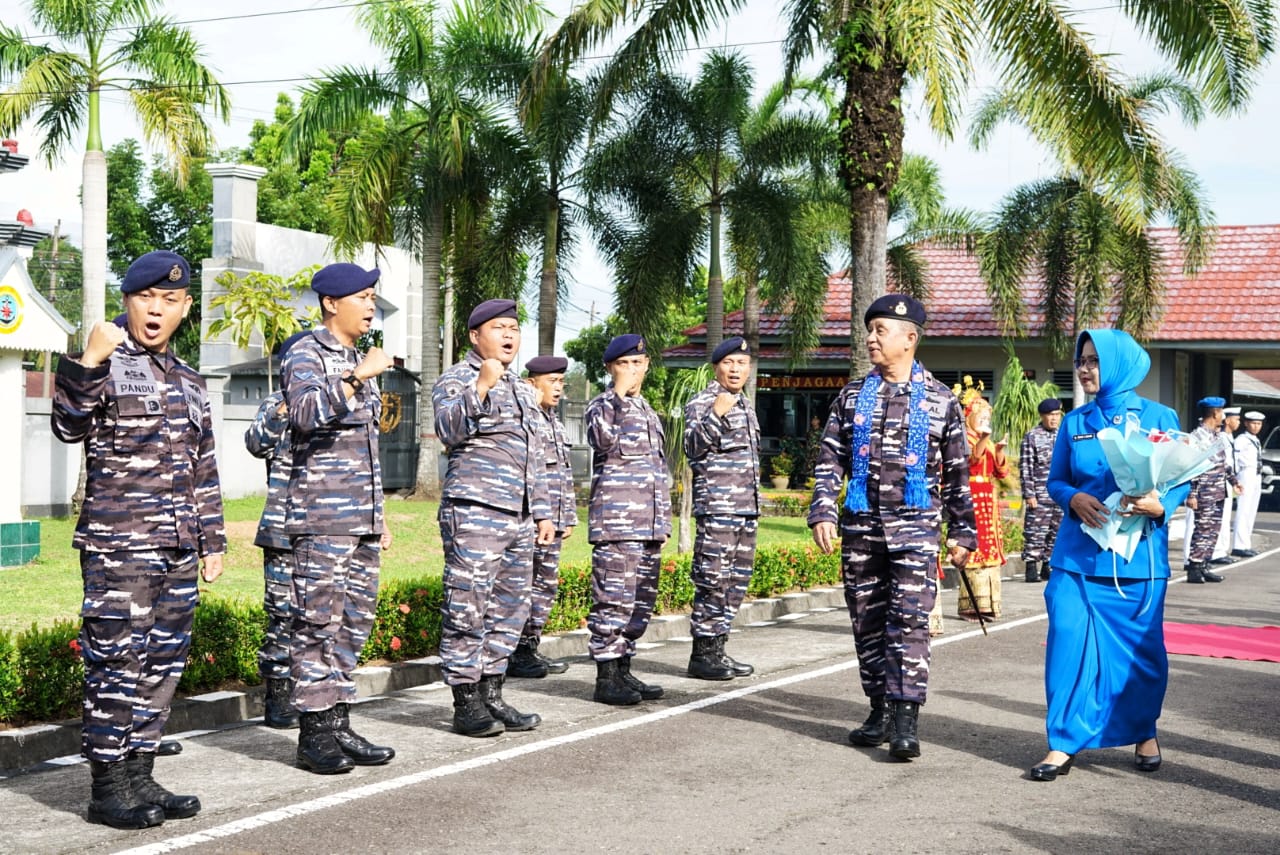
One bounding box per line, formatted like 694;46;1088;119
768;452;794;489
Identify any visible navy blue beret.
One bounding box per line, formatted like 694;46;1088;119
467;298;518;329
864;293;926;328
1038;398;1063;415
603;334;646;364
274;330;312;358
120;251;190;294
1198;396;1226;409
710;336;751;364
312;263;380;299
526;355;568;375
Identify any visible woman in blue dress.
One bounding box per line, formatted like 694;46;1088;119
1028;329;1189;781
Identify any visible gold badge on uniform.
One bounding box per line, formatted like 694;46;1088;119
894;301;906;315
168;265;183;282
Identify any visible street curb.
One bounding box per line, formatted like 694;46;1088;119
0;587;848;773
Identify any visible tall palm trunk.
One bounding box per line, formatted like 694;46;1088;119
705;201;724;351
837;34;904;378
742;268;760;402
538;191;560;355
81;150;107;346
414;204;445;498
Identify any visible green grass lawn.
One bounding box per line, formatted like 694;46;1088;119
0;496;815;634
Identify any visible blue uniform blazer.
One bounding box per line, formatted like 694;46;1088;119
1047;397;1190;579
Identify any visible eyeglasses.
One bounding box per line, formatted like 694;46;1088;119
1074;356;1100;370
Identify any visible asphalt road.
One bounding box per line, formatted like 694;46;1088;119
2;520;1278;855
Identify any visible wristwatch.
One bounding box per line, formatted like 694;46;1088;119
342;372;364;392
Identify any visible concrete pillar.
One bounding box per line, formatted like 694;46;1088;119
201;163;267;372
0;356;21;522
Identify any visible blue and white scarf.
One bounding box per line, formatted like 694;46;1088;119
844;361;931;513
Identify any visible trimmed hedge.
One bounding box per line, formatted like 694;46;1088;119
0;541;842;727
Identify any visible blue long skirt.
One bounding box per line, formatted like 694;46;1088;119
1044;569;1168;753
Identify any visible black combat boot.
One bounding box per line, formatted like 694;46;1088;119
451;683;505;737
687;636;733;681
87;759;165;829
332;702;395;764
618;656;664;700
481;675;541;731
715;635;753;677
508;638;549;678
125;750;200;819
263;677;300;729
1039;564;1050;581
847;696;890;747
534;641;569;674
296;709;356;774
593;659;642;706
1024;561;1039;583
888;700;921;760
1185;561;1205;583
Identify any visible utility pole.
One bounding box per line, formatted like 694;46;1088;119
41;220;61;398
583;301;595;402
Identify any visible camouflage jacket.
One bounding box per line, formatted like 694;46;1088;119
245;391;291;551
51;336;226;555
282;328;384;536
1019;425;1057;503
433;350;551;519
586;386;672;543
532;405;577;532
683;380;761;517
807;368;978;553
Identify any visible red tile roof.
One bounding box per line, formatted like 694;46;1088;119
675;224;1280;346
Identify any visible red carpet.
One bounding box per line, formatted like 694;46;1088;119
1164;623;1280;662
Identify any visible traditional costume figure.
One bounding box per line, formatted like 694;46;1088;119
955;380;1009;620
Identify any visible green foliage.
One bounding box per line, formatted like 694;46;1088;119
180;597;265;692
992;344;1060;452
243;93;345;234
1002;516;1025;554
769;452;795;479
765;494;808;517
14;620;82;723
0;629;19;723
207;266;320;391
360;578;444;664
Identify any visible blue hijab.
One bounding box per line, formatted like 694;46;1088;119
1077;329;1149;422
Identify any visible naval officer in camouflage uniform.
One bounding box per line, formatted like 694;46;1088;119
52;251;222;829
434;299;555;736
1184;396;1237;584
282;263;396;774
508;355;577;679
809;294;977;761
1019;398;1064;583
683;336;761;680
586;334;672;705
244;331;310;729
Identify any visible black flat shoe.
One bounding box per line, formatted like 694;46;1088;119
1210;556;1234;566
1029;755;1074;782
1135;745;1162;772
1231;549;1257;558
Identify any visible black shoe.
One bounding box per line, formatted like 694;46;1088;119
1029;755;1075;781
507;639;549;679
1185;562;1205;583
87;759;166;829
332;703;395;764
687;636;733;680
593;659;642;706
1202;568;1225;582
1134;742;1162;772
1210;556;1234;566
451;683;505;737
263;677;300;729
1231;549;1257;558
296;709;356;774
534;644;569;674
887;700;921;760
126;751;200;819
156;740;182;756
848;696;889;747
1024;561;1039;583
481;675;541;731
618;656;664;700
715;635;753;677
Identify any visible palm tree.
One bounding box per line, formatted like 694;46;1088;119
539;0;1274;376
285;0;544;497
975;74;1214;369
0;0;230;344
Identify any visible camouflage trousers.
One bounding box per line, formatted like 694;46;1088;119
689;515;758;638
258;547;292;681
78;548;199;762
1189;489;1227;562
288;535;381;713
841;541;937;704
1022;501;1063;563
438;501;534;685
588;540;662;661
520;535;565;645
